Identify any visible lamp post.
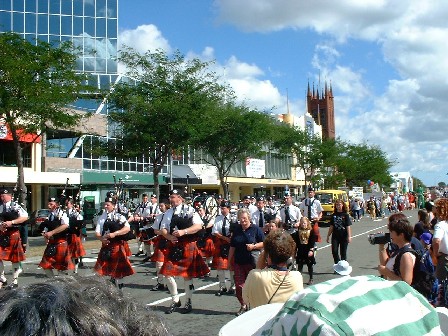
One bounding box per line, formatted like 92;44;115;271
186;174;190;198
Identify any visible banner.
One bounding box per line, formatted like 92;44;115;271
245;158;265;178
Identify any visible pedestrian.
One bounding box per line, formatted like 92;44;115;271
94;196;135;290
38;197;74;277
65;199;86;274
350;198;361;221
159;189;210;314
0;188;28;289
326;199;352;265
212;200;235;296
432;198;448;283
299;187;323;242
291;217;317;285
228;208;265;316
413;209;431;240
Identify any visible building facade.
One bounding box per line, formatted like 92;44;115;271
307;81;335;140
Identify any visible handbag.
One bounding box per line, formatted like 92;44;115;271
169;245;184;262
220;244;230;258
45;244;57;257
0;235;10;248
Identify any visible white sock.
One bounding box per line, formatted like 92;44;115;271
165;276;179;302
218;270;226;288
184;278;194;302
12;263;20;284
0;261;5;282
156;262;164;283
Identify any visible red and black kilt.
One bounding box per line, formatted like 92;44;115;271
68;233;86;258
123;240;132;257
150;236;167;263
94;241;135;279
211;237;229;270
198;235;215;259
39;239;74;271
0;229;25;263
160;236;210;278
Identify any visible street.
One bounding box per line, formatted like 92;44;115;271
6;209;417;336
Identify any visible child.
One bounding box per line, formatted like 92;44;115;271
291;217;317;285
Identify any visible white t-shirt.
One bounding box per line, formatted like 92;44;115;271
433;220;448;254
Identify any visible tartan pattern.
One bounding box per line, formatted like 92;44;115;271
160;238;210;278
198;235;215;258
94;241;135;278
123;241;132;257
39;239;75;271
312;220;321;242
150;236;167;263
212;237;229;270
68;233;86;258
0;230;25;263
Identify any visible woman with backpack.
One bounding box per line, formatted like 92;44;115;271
377;213;416;285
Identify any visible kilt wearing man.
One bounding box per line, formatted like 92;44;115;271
0;188;28;289
94;197;134;289
68;233;86;258
38;207;74;273
66;206;86;262
160;190;210;314
150;235;168;263
196;211;215;260
212;202;235;296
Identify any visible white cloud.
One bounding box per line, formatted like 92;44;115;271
118;24;171;54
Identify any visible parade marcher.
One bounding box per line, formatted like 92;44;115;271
228;208;265;316
242;195;258;215
38;197;74;277
291;217;317;285
265;196;279;222
326;200;352;265
148;199;170;291
65;199;86;274
195;204;215;271
251;196;270;233
275;194;302;234
0;188;28;289
299;187;323;242
212;200;235;296
159;189;210;314
94;196;135;290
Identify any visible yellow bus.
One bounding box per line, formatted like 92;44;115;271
314;189;350;222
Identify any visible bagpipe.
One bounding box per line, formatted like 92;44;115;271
112;175;130;217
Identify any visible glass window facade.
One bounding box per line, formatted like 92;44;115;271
0;0;118;74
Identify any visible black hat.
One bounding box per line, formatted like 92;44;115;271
256;196;265;202
150;194;157;198
266;196;273;201
217;194;223;199
106;191;116;198
284;194;291;198
170;189;184;197
195;203;204;210
308;186;315;192
105;197;116;204
220;200;231;208
48;197;58;203
1;188;11;195
243;195;252;200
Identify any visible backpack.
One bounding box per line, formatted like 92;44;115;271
393;245;438;304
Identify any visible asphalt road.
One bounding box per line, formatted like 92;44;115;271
4;209;418;336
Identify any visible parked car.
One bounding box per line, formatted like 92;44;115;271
28;209;50;236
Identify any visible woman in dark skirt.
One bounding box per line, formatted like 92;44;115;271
291;217;317;285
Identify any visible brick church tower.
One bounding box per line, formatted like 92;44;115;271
306;81;335;139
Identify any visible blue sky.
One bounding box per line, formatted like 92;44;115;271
117;0;448;187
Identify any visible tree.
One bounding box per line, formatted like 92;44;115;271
438;182;446;188
0;32;92;207
106;48;226;198
190;100;275;197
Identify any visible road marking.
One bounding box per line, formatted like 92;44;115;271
147;281;220;306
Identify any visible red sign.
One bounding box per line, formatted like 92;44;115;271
0;122;41;143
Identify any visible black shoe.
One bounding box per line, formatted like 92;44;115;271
307;279;314;285
134;251;144;257
78;262;84;267
142;255;151;263
0;279;7;289
150;283;165;291
165;300;181;314
4;283;18;290
215;287;227;296
181;299;192;314
227;286;235;295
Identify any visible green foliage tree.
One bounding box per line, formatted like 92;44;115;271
0;32;92;207
413;177;426;190
106;47;226;197
438;181;446;188
190;100;275;197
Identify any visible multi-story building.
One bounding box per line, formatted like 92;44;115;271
0;0;315;212
307;81;335;140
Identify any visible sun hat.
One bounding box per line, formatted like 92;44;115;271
333;260;352;276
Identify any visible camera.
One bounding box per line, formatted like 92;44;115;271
368;232;390;245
